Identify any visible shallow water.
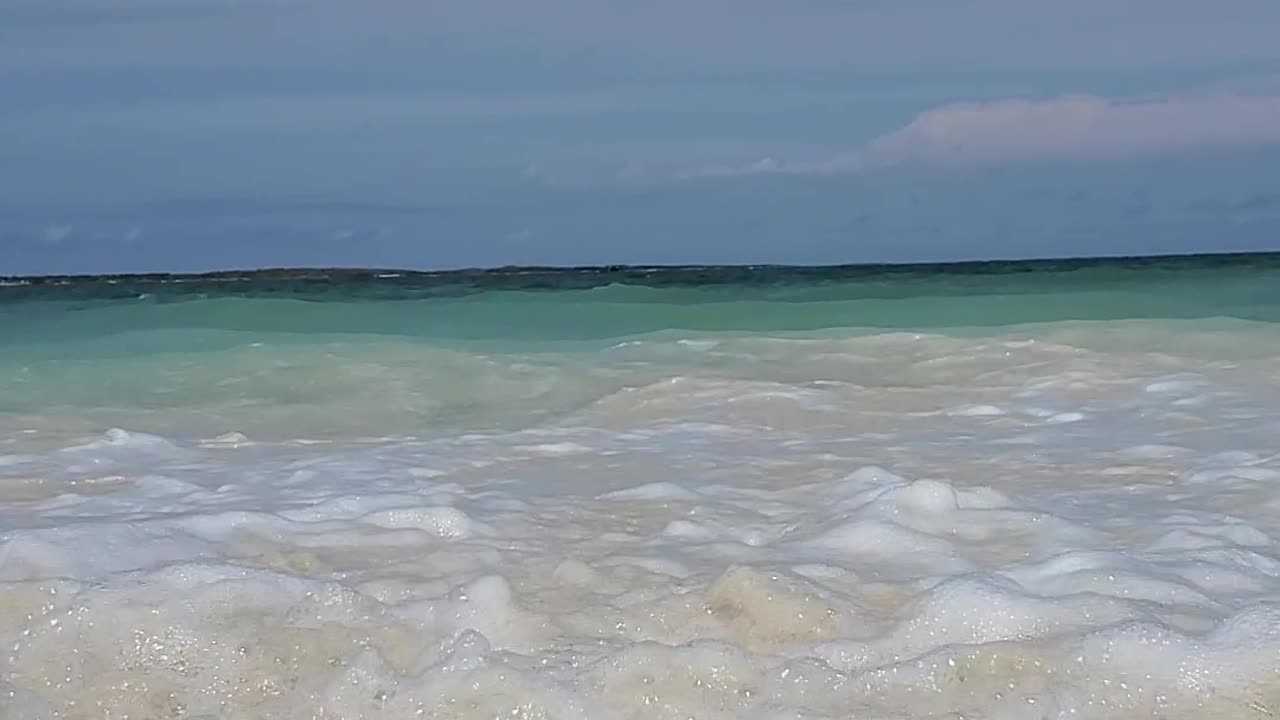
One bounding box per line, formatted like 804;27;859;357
3;257;1280;719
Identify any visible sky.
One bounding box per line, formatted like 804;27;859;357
3;0;1280;274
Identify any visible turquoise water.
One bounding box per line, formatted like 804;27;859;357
4;253;1280;343
3;253;1280;438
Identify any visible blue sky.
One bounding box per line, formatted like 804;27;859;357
3;0;1280;274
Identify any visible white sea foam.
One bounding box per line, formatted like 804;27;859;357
2;324;1280;718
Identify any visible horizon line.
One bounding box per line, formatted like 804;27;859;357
5;248;1280;283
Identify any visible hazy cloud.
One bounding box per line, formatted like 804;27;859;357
688;92;1280;177
868;93;1280;163
315;0;1280;72
0;1;278;29
5;0;1280;73
6;0;1280;273
41;225;74;245
140;196;448;218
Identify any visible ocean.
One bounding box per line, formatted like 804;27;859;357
2;254;1280;719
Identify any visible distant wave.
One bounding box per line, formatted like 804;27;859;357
4;250;1280;302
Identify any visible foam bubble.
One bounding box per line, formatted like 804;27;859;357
4;324;1280;718
362;506;480;539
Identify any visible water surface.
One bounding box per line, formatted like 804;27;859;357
2;254;1279;718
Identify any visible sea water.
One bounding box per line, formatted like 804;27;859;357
2;255;1280;719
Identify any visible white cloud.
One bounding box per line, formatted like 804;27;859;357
687;92;1280;177
867;93;1280;163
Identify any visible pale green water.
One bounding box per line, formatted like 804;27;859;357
3;254;1280;438
4;254;1280;346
